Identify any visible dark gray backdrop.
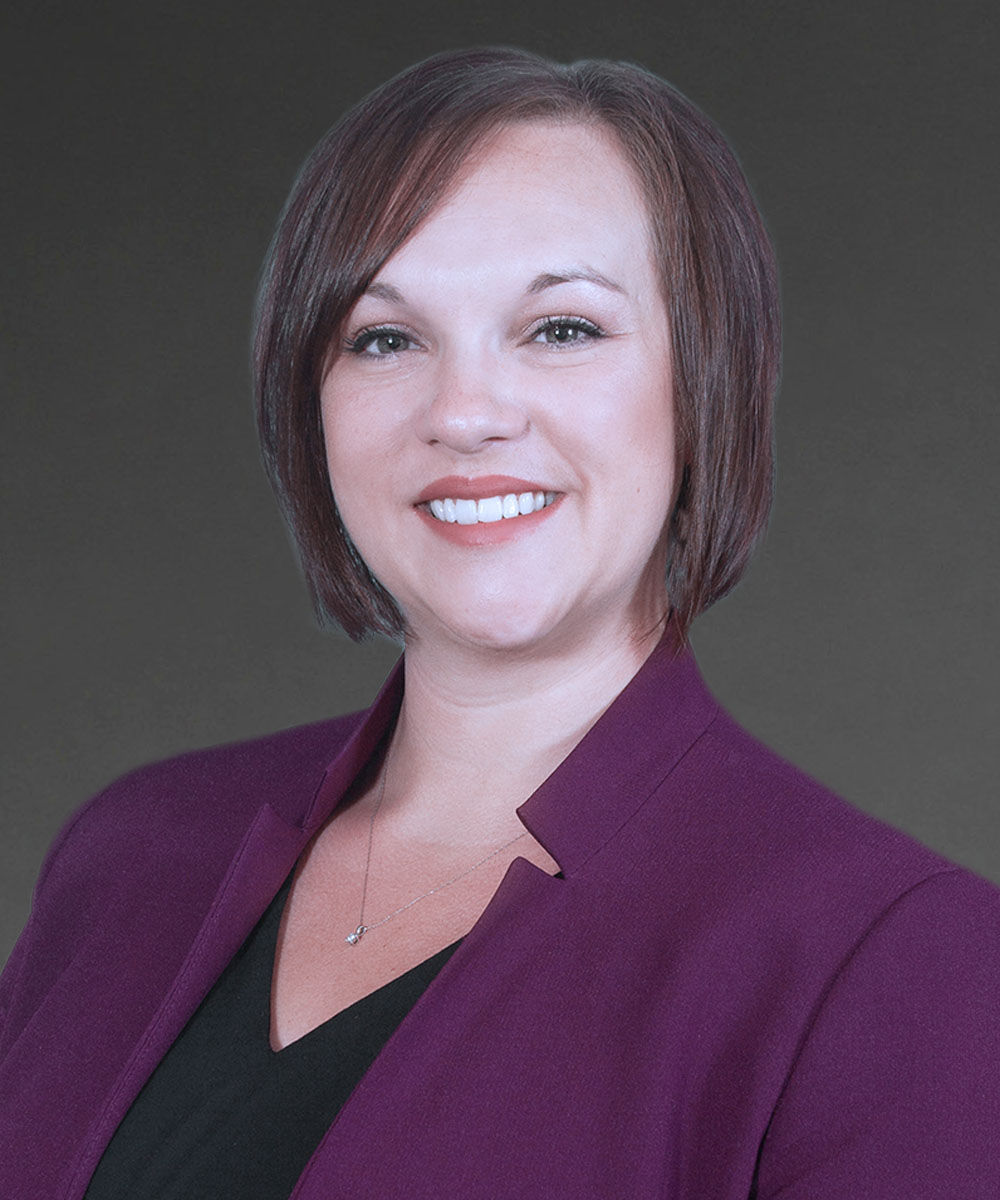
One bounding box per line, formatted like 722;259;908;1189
3;0;998;965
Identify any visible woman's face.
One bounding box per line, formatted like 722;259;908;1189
321;120;676;655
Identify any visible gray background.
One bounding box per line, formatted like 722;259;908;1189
3;0;998;965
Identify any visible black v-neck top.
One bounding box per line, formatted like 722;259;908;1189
84;874;461;1199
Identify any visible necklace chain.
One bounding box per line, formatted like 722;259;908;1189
345;757;527;945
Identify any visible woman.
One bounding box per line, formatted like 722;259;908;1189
1;47;997;1198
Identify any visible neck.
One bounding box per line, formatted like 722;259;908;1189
378;613;668;846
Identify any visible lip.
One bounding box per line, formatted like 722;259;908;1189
415;475;554;504
414;475;562;546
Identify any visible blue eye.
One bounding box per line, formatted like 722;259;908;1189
346;327;415;356
531;317;604;347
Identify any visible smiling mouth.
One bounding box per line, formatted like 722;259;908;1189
422;491;558;525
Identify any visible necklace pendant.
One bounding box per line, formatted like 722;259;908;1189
345;925;367;946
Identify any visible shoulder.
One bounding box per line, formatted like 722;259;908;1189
31;710;366;909
686;705;959;887
621;700;1000;977
635;701;1000;1185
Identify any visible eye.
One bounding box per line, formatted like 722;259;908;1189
529;316;604;348
345;326;418;357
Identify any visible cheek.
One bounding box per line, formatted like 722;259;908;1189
626;354;675;468
610;373;677;540
320;404;382;567
576;361;674;482
321;367;416;462
321;391;383;498
319;390;416;587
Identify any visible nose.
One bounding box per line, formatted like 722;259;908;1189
417;349;529;454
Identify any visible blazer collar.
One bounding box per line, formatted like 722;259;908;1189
304;629;720;876
517;631;720;874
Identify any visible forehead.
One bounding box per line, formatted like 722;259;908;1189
449;119;646;214
374;121;658;292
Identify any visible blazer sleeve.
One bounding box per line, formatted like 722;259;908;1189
755;868;1000;1198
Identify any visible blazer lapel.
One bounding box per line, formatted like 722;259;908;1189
63;660;407;1197
63;803;311;1196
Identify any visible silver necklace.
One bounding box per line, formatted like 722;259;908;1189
345;759;528;945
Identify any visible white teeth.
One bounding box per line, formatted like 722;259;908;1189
455;498;478;525
477;496;504;523
425;491;557;524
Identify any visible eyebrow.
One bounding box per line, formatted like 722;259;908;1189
364;281;405;302
525;267;627;296
362;266;627;304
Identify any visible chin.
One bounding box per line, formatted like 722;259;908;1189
416;589;635;661
449;616;563;656
406;590;572;656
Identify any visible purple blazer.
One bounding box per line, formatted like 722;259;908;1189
2;639;999;1197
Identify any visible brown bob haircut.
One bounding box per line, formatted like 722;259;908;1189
253;46;779;643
